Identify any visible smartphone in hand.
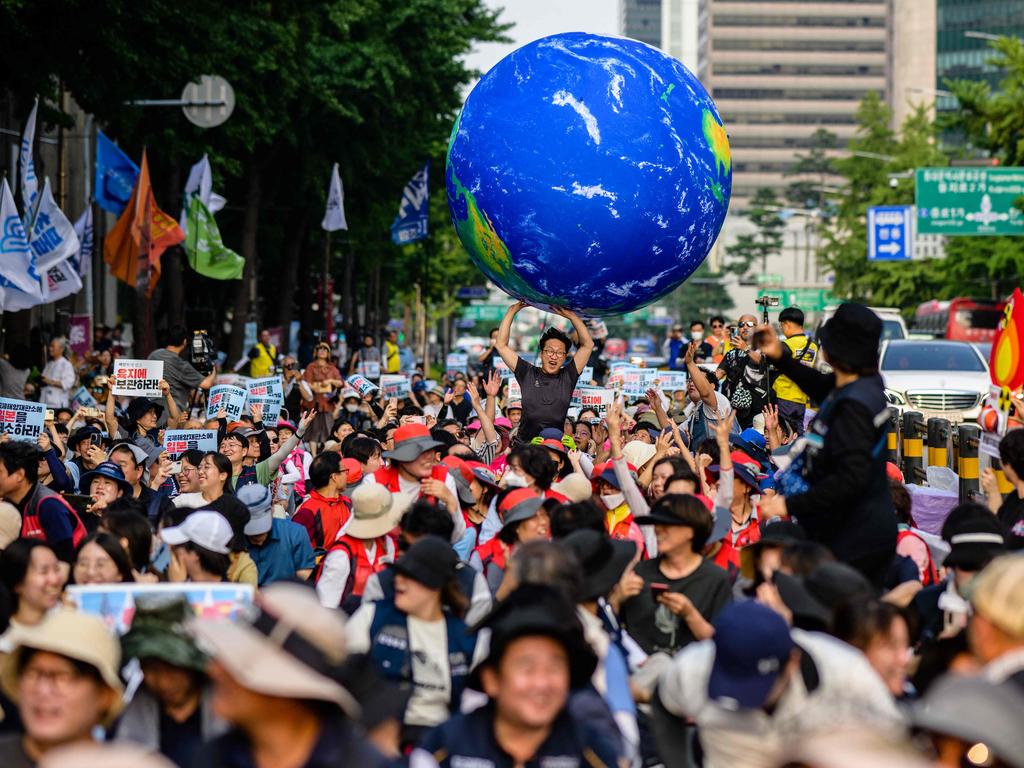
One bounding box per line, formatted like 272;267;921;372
650;582;669;599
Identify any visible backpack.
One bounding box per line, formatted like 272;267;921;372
21;485;87;548
314;535;391;614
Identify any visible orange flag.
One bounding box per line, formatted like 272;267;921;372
990;288;1024;392
103;149;184;297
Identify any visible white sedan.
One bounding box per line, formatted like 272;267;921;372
881;340;990;422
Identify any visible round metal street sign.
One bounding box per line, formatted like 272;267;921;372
181;75;235;128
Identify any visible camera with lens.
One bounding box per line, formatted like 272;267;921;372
189;330;216;374
754;296;780;309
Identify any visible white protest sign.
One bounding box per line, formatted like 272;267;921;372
246;377;284;423
494;358;512;379
163;429;218;459
69;386;98;410
358;360;381;380
206;385;247;420
579;366;594;383
621;368;658;398
380;374;411;399
507;378;522;401
654;371;688;392
346;375;378;398
576;386;615;416
215;373;250;388
446;353;468;378
111;359;164;398
0;398;45;441
609;361;631;373
980;432;1002;460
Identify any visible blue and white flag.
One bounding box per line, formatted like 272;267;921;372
94;131;139;214
70;208;93;277
322;163;348;232
0;178;42;308
42;256;83;303
28;178;80;272
19;98;39;214
390;162;429;245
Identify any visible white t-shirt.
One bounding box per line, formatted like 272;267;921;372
40;357;76;407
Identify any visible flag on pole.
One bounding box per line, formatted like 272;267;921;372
94;131;140;214
42;256;83;303
28;178;80;272
0;178;43;308
19;97;39;215
321;163;348;232
184;195;244;280
70;208;93;278
103;150;185;297
179;155;226;235
390;162;429;245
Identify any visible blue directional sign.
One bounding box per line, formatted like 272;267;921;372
867;205;913;261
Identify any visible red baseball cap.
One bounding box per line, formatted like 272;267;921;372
442;455;474;486
341;458;363;484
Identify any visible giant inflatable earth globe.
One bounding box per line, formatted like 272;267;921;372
446;32;732;316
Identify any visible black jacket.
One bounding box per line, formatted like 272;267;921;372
774;349;897;585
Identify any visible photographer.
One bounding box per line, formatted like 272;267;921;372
148;325;216;415
715;312;772;430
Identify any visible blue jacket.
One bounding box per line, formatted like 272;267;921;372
368;600;477;717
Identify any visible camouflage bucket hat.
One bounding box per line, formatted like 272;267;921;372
121;593;208;672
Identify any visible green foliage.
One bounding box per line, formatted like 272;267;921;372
785;128;838;209
725;187;785;276
661;261;735;321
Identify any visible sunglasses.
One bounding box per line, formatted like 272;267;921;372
711;323;723;328
739;321;756;328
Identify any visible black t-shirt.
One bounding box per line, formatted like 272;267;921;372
718;349;772;429
620;556;732;655
159;702;204;767
997;492;1024;550
513;357;580;441
0;734;32;768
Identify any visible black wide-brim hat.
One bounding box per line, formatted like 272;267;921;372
468;584;596;691
127;397;164;424
817;303;882;373
563;529;637;603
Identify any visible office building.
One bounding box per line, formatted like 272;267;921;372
619;0;662;47
662;0;700;72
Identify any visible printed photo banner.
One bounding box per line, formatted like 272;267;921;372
206;385;247;420
446;353;468;378
163;429;218;459
111;359;164;398
246;376;284;423
346;375;378;398
67;582;255;636
0;397;45;441
358;360;381;380
380;374;411;400
69;386;98;410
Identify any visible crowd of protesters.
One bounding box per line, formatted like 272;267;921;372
0;300;1019;767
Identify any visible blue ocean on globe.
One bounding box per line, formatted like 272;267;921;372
446;32;732;316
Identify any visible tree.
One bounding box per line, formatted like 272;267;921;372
785;128;838;210
725;187;785;277
662;261;735;322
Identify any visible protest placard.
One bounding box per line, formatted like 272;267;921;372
246;376;284;423
0;397;45;441
67;582;255;636
69;386;98;411
576;386;615;416
215;373;250;388
494;358;512;379
346;375;379;398
621;368;658;398
358;360;381;380
579;366;594;383
609;361;631;373
111;359;164;398
163;429;219;459
380;374;411;399
654;371;688;392
446;353;468;379
508;378;522;401
206;385;247;420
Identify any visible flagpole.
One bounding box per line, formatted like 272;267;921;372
324;230;332;341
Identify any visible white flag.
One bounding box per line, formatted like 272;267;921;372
0;178;43;304
19;97;39;214
28;178;80;272
71;208;93;278
179;155;226;235
321;163;348;231
42;256;83;303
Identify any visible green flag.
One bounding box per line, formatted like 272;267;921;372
184;195;244;280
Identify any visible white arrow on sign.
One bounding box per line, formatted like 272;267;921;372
877;242;901;255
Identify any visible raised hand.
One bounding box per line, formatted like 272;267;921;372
483;370;501;398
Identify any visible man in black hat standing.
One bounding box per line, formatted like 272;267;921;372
412;584;619;768
756;303;898;587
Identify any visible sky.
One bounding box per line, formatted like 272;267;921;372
463;0;621;79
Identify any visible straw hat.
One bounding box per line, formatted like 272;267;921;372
1;609;124;724
345;483;401;539
191;582;359;716
622;440;657;470
550;473;594;503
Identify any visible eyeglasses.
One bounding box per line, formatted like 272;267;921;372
21;665;85;692
739;321;756;328
180;466;197;475
711;323;724;328
541;347;566;358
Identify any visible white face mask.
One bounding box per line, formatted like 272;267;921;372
344;403;359;413
601;493;625;509
503;471;528;488
691;331;702;341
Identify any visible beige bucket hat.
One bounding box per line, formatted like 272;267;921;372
345;483;402;539
191;582;359;717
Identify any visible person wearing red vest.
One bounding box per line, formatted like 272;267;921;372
365;423;465;544
0;441;86;562
711;451;765;578
316;483;401;612
470;488;548;596
293;451;352;555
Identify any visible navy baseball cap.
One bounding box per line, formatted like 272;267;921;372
708;602;794;710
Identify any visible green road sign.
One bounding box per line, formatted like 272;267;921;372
915;167;1024;235
757;273;784;286
621;309;650;324
460;304;506;322
757;288;836;312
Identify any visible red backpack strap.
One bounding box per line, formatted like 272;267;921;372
32;490;87;547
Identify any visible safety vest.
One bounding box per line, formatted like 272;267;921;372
314;534;390;613
250;343;277;378
606;501;646;558
21;484;87;548
373;464;449;506
384;341;400;374
368;599;477;715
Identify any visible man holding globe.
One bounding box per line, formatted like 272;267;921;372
494;301;594;442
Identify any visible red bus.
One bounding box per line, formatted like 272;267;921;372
913;298;1006;342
